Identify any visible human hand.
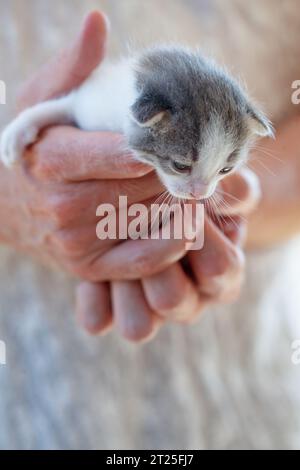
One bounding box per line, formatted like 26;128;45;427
76;168;261;342
0;11;260;343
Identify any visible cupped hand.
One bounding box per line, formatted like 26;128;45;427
76;168;260;342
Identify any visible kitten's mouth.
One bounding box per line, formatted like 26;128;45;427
166;185;214;202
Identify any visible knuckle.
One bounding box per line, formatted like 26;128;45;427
28;133;57;181
212;252;245;302
217;283;243;304
183;306;206;325
33;159;56;181
133;252;160;277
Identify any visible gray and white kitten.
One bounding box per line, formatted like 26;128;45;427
0;46;272;199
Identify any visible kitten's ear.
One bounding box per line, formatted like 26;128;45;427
247;107;274;138
130;92;171;128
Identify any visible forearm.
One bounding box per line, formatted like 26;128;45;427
247;114;300;249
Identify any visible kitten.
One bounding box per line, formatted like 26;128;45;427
0;46;272;199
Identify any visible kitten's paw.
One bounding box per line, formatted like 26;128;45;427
0;119;38;168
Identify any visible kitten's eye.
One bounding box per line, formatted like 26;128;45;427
172;161;191;173
219;167;233;175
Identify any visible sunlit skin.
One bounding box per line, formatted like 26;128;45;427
1;11;287;342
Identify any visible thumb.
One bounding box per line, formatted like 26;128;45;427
17;10;108;111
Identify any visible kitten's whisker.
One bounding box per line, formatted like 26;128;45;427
148;191;166;232
150;191;171;233
248;159;277;177
250;145;284;164
152;190;168;206
209;194;225;228
215;189;244;205
204;198;214;220
211;193;242;230
212;193;246;227
215;190;248;223
161;193;173;229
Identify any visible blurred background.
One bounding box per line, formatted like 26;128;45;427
0;0;300;450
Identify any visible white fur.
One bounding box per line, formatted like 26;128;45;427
73;59;136;132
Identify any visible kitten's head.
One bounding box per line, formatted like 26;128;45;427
127;47;273;200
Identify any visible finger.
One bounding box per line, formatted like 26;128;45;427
216;168;261;216
27;126;151;180
75;281;113;335
142;263;206;322
112;280;162;342
188;218;245;303
18;11;108;111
